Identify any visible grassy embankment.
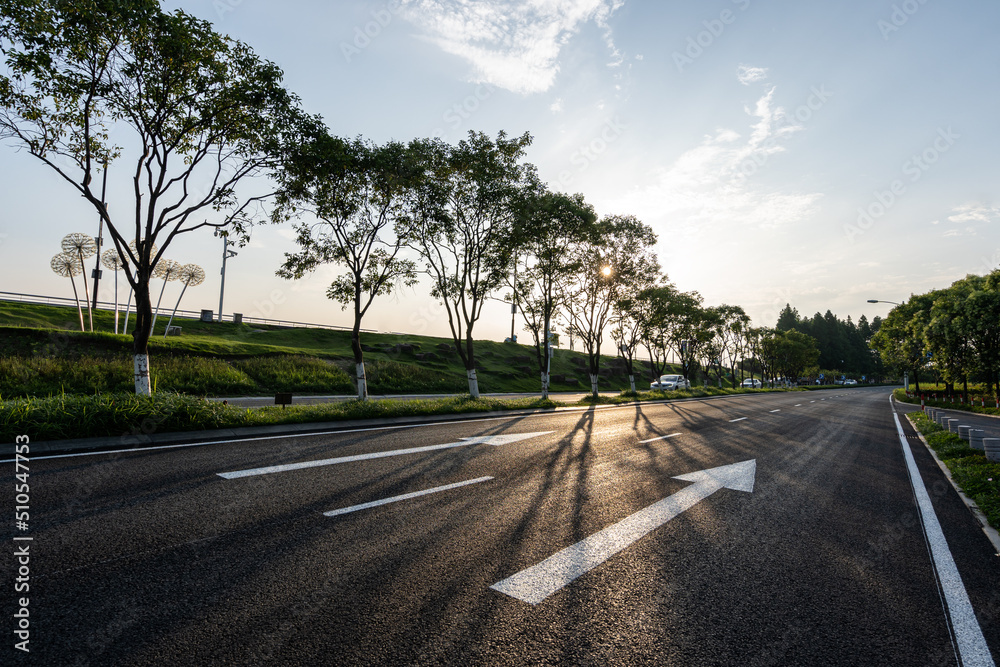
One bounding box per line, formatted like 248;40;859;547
0;300;801;442
904;399;1000;530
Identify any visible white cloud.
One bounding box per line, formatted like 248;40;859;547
737;64;768;85
606;88;820;233
947;203;1000;224
400;0;625;94
550;98;564;113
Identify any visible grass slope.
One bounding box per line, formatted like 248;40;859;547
0;300;673;398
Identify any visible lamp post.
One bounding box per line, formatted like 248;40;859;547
215;229;238;323
866;299;900;305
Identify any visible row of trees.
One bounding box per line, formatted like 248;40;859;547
776;305;884;380
872;271;1000;397
0;0;825;400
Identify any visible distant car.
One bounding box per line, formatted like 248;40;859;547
651;374;690;391
844;379;858;385
741;378;762;388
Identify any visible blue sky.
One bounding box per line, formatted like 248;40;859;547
2;0;998;342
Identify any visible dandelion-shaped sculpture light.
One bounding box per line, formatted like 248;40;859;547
119;240;157;336
50;253;85;331
163;263;206;338
150;259;182;333
61;233;97;331
101;248;125;334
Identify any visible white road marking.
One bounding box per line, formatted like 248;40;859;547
491;460;756;605
891;402;994;667
794;404;802;407
639;433;681;443
324;476;493;517
769;410;781;413
217;431;551;479
729;417;748;422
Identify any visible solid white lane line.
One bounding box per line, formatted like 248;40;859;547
892;406;994;667
794;404;803;407
324;476;493;517
218;432;551;479
770;409;781;413
729;417;748;422
639;433;681;443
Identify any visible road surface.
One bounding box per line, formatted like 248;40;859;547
6;387;999;665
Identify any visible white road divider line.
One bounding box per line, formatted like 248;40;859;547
491;460;756;605
639;433;681;443
729;417;748;422
891;401;994;667
324;476;493;517
770;409;781;413
218;431;551;479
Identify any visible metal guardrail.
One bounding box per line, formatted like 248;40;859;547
0;290;391;334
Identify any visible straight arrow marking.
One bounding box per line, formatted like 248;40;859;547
491;459;756;605
639;433;681;443
324;476;493;517
218;431;551;479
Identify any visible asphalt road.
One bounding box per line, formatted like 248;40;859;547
6;388;999;665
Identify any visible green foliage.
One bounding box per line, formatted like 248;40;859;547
230;356;353;393
0;392;560;442
908;409;1000;529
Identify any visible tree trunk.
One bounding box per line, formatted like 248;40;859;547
356;362;368;401
628;374;636;393
541;371;549;400
351;315;367;401
467;368;480;399
589;373;600;397
132;281;153;395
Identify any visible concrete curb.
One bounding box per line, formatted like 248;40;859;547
906;412;1000;556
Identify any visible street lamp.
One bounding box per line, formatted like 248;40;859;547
866;299;900;305
215;229;238;323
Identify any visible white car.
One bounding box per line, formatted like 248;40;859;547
741;378;762;388
651;374;690;391
844;379;858;385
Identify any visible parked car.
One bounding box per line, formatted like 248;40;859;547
741;378;762;388
650;375;690;391
844;379;858;385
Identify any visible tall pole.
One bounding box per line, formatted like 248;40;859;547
216;229;236;323
91;163;108;310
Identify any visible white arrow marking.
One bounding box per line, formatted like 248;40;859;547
218;431;551;479
324;476;493;517
491;459;756;605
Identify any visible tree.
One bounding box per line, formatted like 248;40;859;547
871;295;934;391
404;130;534;398
507;186;597;398
634;281;680;381
275;133;419;400
711;304;751;388
0;0;302;393
561;214;658;397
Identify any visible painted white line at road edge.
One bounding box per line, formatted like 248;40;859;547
639;433;681;443
324;476;493;517
891;401;994;667
218;432;552;479
491;460;756;605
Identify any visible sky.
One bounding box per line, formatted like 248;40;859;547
1;0;999;343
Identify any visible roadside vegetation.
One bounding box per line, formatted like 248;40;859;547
894;387;1000;417
907;407;1000;530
